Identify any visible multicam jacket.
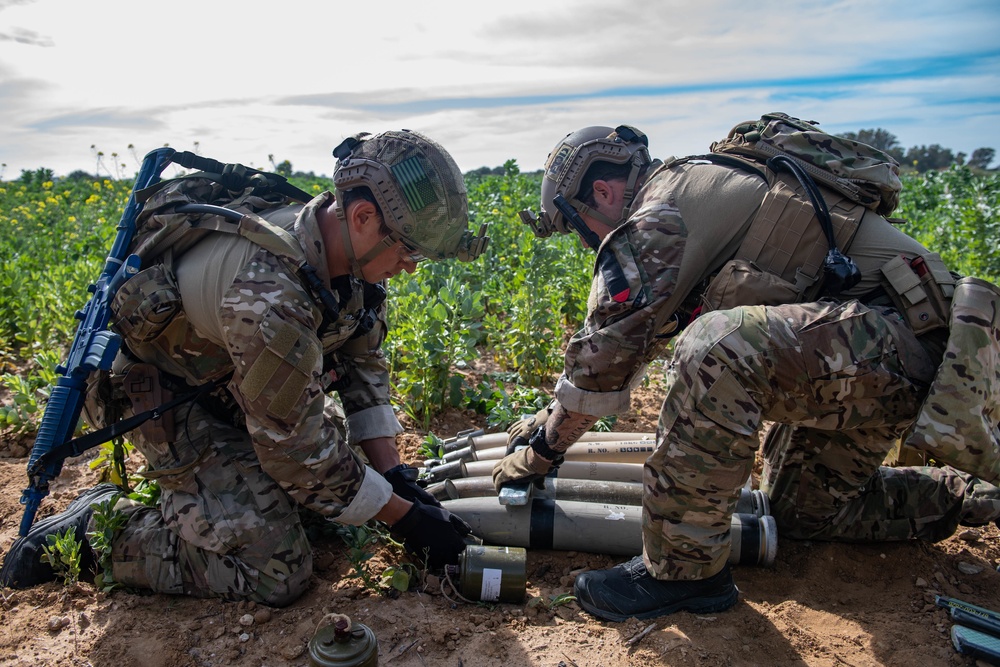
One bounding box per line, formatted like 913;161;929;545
555;160;933;417
126;191;398;524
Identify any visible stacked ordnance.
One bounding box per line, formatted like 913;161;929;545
420;429;778;567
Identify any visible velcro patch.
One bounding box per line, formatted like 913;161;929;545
241;312;320;420
598;250;631;303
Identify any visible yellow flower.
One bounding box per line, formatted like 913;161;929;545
68;216;77;223
42;181;53;190
85;194;99;205
92;181;101;191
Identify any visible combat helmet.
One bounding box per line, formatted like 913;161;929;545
332;129;488;277
520;125;651;248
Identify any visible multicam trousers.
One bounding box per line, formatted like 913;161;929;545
645;299;1000;580
107;400;313;606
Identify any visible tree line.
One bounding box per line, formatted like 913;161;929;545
465;129;996;178
836;128;995;173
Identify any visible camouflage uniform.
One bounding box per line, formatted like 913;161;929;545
87;192;399;605
555;160;1000;580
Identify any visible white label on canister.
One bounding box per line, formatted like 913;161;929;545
480;567;503;601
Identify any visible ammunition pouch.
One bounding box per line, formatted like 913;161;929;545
904;276;1000;482
701;259;800;314
122;363;175;443
111;264;183;343
878;252;956;337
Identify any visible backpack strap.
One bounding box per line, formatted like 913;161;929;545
174;203;344;323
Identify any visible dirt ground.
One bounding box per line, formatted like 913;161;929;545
0;385;998;667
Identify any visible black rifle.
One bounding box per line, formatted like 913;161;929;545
17;147;176;536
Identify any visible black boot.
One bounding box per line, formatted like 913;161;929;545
573;556;739;622
0;484;121;588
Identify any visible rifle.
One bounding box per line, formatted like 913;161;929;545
17;147;176;536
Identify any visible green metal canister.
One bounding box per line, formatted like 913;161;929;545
453;545;527;603
308;614;378;667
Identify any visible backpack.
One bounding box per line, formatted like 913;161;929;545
111;155;365;351
710;112;903;217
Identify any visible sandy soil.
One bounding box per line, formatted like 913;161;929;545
0;386;997;667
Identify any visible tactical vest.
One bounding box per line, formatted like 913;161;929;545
675;154;957;338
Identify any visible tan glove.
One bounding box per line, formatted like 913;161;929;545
492;447;554;493
506;400;555;452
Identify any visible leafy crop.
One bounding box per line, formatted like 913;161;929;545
0;162;995;449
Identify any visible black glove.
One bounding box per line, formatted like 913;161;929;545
384;464;441;507
390;500;472;569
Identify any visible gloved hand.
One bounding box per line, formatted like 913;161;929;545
383;464;441;507
506;400;555;452
492;442;556;493
389;500;472;569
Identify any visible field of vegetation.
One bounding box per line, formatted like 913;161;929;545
0;161;996;440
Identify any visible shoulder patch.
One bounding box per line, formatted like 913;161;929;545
598;250;631;303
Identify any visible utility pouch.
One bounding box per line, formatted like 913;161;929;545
701;259;800;314
111;263;183;343
878;253;954;336
122;363;175;443
904;276;1000;482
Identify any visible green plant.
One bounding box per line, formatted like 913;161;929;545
527;592;577;610
337;523;404;595
40;527;83;586
127;478;160;507
88;438;133;488
463;378;550;429
87;496;127;591
417;432;444;460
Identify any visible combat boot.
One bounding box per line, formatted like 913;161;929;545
0;484;121;588
573;556;739;622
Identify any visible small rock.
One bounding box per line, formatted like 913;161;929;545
239;632;250;642
281;640;306;660
239;613;254;627
915;577;928;587
958;562;984;576
958;529;982;543
47;616;70;632
253;609;272;625
314;551;336;571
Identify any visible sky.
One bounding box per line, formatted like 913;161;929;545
1;0;999;180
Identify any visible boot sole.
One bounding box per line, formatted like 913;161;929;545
576;584;740;622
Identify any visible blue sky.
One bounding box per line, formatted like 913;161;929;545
1;0;998;179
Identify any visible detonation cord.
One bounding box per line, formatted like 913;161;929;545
440;568;476;606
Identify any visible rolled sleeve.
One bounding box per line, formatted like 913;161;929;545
555;364;649;417
346;405;403;444
335;465;393;525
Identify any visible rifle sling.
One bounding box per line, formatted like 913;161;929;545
29;375;230;477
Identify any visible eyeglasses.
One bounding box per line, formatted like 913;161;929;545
396;239;427;264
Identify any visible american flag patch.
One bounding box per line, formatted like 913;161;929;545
391;156;438;212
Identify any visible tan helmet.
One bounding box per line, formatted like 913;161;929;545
332;129;488;276
520;125;651;245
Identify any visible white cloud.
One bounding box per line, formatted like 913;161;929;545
0;0;998;178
